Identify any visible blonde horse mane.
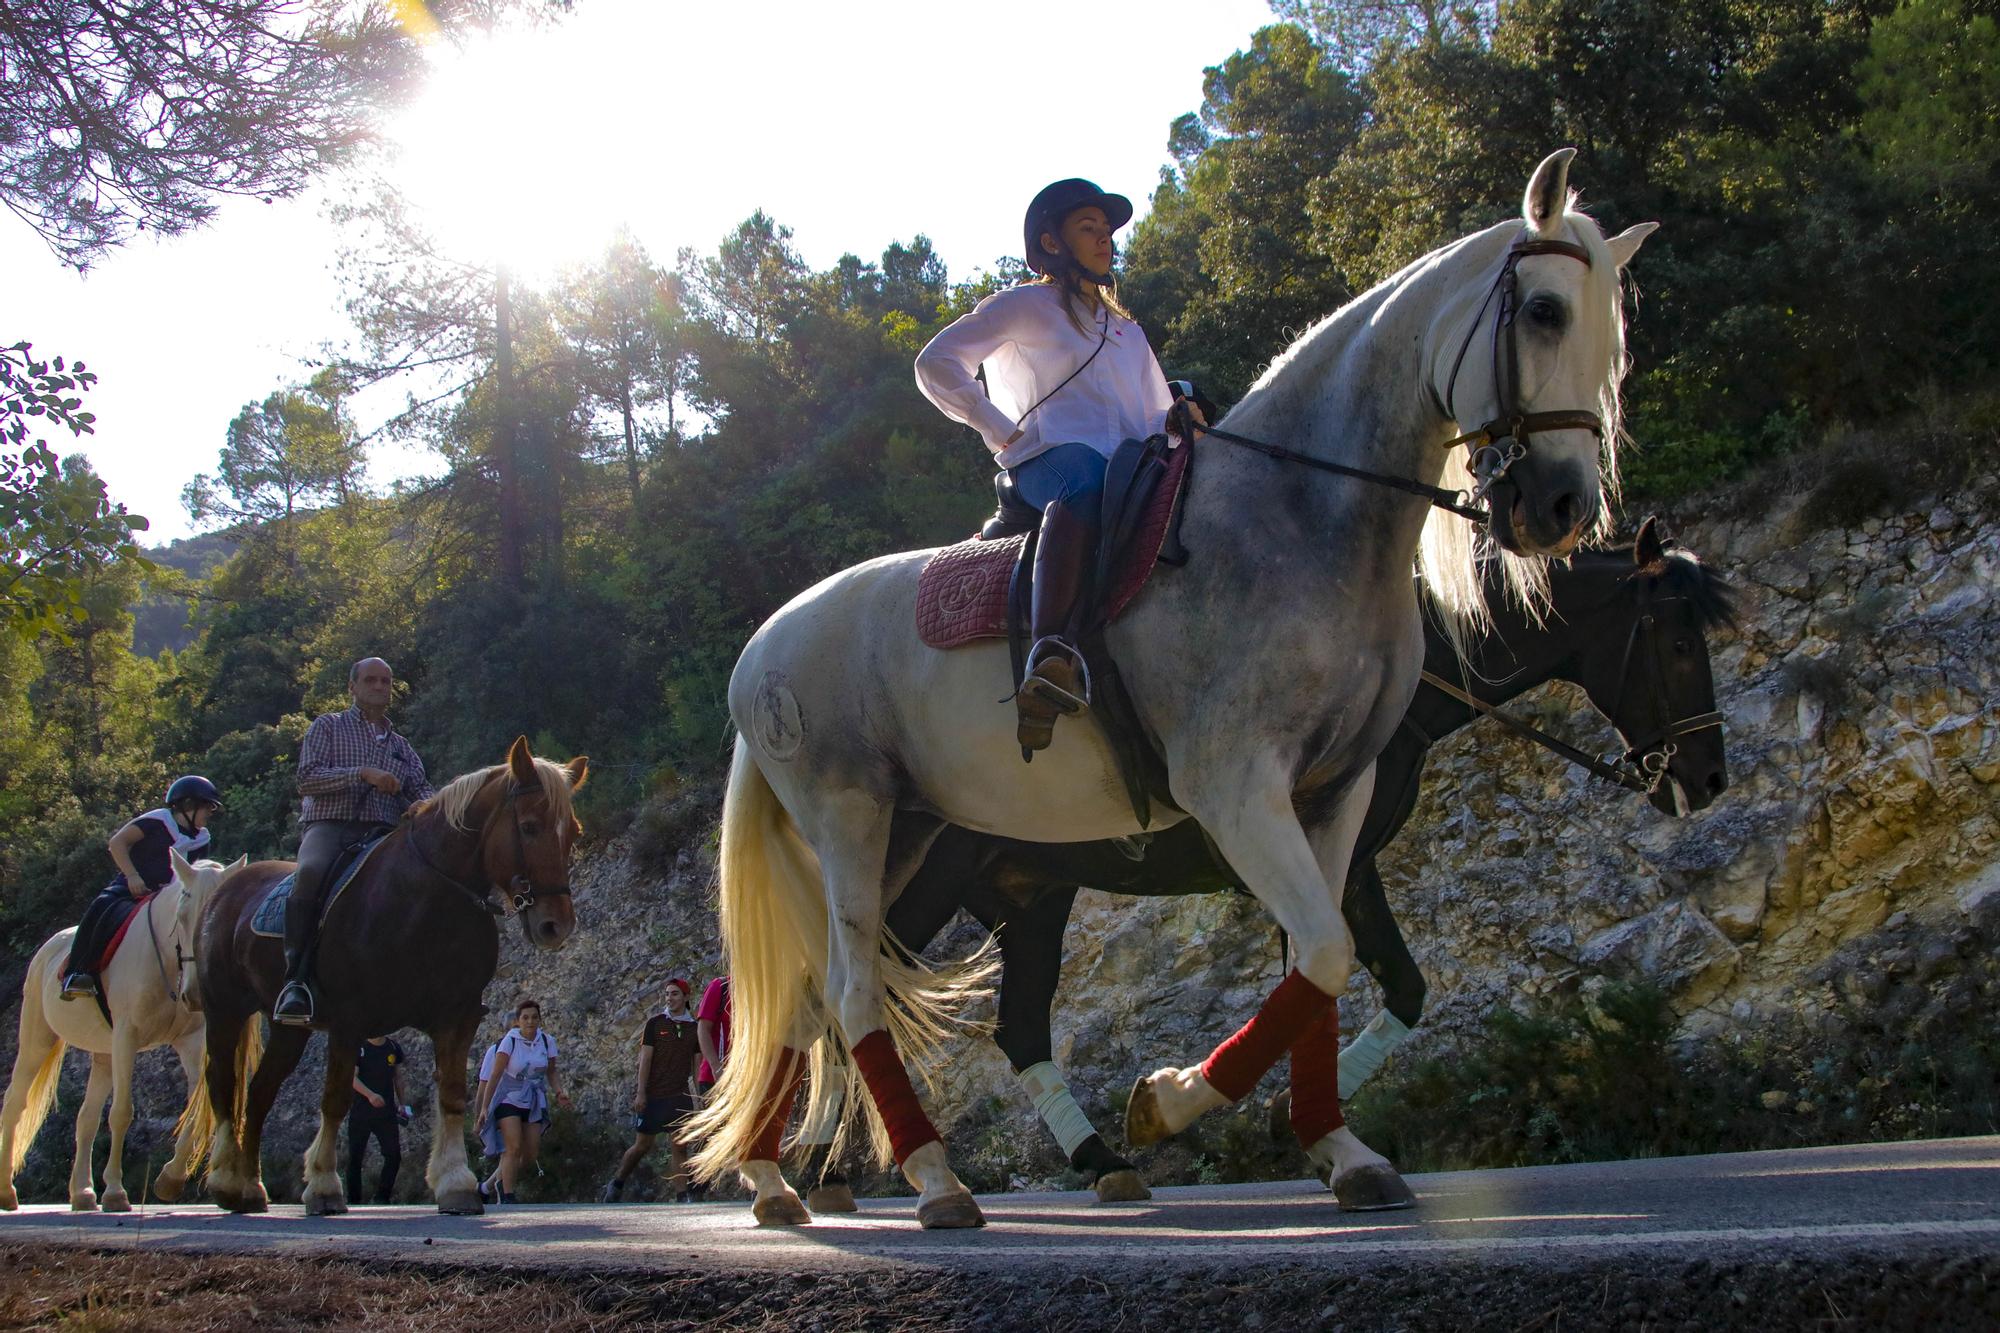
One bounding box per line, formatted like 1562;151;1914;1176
1417;204;1630;645
422;756;579;834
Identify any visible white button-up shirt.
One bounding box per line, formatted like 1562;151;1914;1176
915;283;1173;470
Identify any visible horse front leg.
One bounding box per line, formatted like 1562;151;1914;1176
427;1014;482;1214
68;1056;113;1210
98;1027;141;1211
1125;759;1365;1150
154;1032;205;1203
302;1040;356;1215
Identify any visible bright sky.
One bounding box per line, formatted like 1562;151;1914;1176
7;0;1280;544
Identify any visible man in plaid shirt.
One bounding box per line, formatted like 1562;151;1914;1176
274;657;435;1026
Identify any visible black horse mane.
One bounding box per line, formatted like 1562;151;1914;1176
1650;546;1739;631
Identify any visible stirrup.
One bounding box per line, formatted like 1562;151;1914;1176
1019;637;1092;714
272;981;316;1028
59;974;97;1001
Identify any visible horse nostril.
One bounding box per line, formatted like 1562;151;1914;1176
1552;492;1584;532
538;919;560;942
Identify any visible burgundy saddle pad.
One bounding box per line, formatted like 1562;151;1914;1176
916;442;1189;649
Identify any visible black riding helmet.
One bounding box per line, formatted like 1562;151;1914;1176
165;774;223;812
1023;178;1133;276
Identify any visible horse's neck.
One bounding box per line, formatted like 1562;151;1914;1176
1185;225;1514;594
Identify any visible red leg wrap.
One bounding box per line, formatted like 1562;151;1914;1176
850;1029;940;1164
747;1048;807;1162
1199;969;1335;1102
1288;1001;1345;1147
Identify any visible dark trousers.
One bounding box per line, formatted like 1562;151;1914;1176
346;1108;401;1203
287;819;376;961
64;883;143;978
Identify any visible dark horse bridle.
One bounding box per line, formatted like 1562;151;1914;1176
1189;232;1608;521
1417;571;1723;797
411;779;574;916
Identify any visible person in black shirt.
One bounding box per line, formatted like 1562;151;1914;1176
60;776;222;1002
346;1035;407;1204
601;979;702;1203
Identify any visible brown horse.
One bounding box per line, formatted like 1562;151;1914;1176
192;737;586;1215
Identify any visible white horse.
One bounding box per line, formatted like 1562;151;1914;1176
686;151;1656;1228
0;849;245;1210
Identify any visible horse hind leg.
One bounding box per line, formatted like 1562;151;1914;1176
796;1076;856;1214
302;1040;357;1215
223;1021;307;1214
817;796;981;1230
69;1056;114;1211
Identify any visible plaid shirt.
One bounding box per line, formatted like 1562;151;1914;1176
297;705;435;825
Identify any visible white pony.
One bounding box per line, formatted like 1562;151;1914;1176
686;151;1656;1228
0;849;244;1210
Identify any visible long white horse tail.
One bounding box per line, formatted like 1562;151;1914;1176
685;737;993;1179
2;950;67;1181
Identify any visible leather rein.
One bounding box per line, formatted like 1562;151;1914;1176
1192;234;1604;520
1418;582;1723;797
408;780;573;917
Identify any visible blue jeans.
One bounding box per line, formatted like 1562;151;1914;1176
1009;442;1107;527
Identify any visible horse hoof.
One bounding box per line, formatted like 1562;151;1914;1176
916;1190;984;1229
752;1193;812;1227
1332;1163;1416;1212
70;1192;98;1212
1268;1090;1293;1142
0;1190;17;1212
805;1183;858;1213
1124;1073;1172;1149
437;1189;485;1216
1093;1169;1151;1204
100;1191;132;1213
304;1192;347;1217
153;1173;186;1203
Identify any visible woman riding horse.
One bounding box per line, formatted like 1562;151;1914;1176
916;178;1202;752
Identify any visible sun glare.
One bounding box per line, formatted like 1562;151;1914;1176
389;18;659;284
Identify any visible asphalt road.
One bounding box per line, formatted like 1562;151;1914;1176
3;1135;1994;1276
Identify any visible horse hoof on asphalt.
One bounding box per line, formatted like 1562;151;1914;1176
916;1190;985;1230
304;1191;347;1217
70;1191;98;1212
0;1188;17;1212
436;1188;485;1216
1124;1072;1172;1149
100;1190;132;1213
153;1172;186;1203
1093;1169;1151;1203
1333;1163;1416;1212
752;1193;812;1227
805;1183;858;1213
1268;1090;1292;1142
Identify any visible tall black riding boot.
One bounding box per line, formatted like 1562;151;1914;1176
272;884;318;1027
1016;499;1097;754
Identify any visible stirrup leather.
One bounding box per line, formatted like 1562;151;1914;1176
1019;637;1092;714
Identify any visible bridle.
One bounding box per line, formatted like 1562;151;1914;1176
1442;235;1606;507
411;780;574;916
1417;573;1721;798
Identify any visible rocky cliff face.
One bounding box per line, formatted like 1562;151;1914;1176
9;482;1995;1203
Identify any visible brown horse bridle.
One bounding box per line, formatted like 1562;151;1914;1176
410;779;573;916
1442;235;1606;506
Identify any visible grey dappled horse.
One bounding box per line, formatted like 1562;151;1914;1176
685;151;1658;1229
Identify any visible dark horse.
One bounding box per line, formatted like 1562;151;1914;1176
192;737;587;1215
797;520;1733;1206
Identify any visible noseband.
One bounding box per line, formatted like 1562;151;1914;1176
1443;236;1606;505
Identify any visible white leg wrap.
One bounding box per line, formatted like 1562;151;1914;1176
1337;1009;1411;1099
797;1082;843;1148
1018;1061;1097;1159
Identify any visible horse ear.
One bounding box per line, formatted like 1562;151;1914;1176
229;855;248;875
565;756;590;791
170;847;193;882
1633;515;1668;572
1606;221;1658;271
507;735;536;787
1524;148;1577;238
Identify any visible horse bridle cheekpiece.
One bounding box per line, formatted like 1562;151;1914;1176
1605;578;1724;794
495;780;572;913
1443;235;1606;506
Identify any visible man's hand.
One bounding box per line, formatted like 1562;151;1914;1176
630;1095;646;1116
367;1092;386;1110
359;768;402;795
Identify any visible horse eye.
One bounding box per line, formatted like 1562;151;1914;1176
1674;639;1692;654
1527;297;1565;329
521;820;542;838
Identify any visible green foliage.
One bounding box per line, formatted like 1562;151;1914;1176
1;346;151;642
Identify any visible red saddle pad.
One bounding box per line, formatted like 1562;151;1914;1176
916;443;1189;650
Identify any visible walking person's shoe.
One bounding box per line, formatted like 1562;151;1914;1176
600;1177;625;1204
